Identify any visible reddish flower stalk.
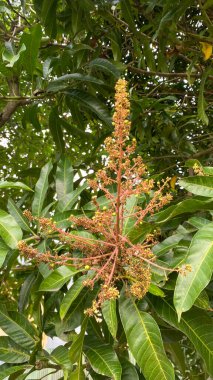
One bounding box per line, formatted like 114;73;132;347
18;79;178;313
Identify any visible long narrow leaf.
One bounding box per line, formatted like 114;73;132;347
0;308;37;350
84;336;122;380
8;198;34;233
174;223;213;319
32;161;53;216
39;266;79;292
151;297;213;376
56;157;74;201
119;295;175;380
0;210;22;249
57;182;87;212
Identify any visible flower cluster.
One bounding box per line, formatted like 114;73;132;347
18;79;175;314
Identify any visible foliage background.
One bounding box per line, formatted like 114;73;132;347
0;1;213;379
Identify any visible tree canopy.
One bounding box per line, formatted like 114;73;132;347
0;1;213;379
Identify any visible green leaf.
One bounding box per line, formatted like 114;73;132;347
20;24;42;75
151;197;213;223
41;0;57;38
179;176;213;197
2;42;26;68
18;272;37;312
56;157;74;201
120;357;139;380
0;181;32;191
84;336;122;380
50;345;72;370
148;283;165;297
119;295;175;380
153;234;184;257
127;222;153;243
0;336;30;363
32;161;53;216
194;290;210;310
120;0;137;35
0;238;9;267
0;308;37;350
151;297;213;376
174;223;213;319
64;89;112;127
198;69;211;125
57;182;87;212
70;317;88;364
123;195;138;235
49;108;65;154
0;364;31;380
69;367;85;380
7;198;34;233
39;266;79;292
60;275;92;319
0;210;22;249
88;58;120;78
47;73;105;92
102;299;118;339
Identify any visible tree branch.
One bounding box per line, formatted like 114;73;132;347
0;76;29;128
127;65;213;79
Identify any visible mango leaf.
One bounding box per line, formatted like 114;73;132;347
151;197;213;223
0;210;22;249
119;295;175;380
2;42;26;68
57;182;87;212
53;211;74;228
41;0;57;38
47;73;105;92
0;238;9;267
148;283;165;297
194;290;211;310
39;266;79;292
70;318;88;364
49;108;65;154
88;58;120;78
198;69;211;125
60;274;92;319
20;24;42;75
0;181;32;191
102;299;117;339
56;157;74;201
69;367;85;380
127;221;153;243
174;223;213;319
0;364;31;380
32;161;53;216
7;198;34;233
84;336;122;380
0;307;37;350
179;176;213;197
18;272;37;312
164;343;186;375
119;357;139;380
123;195;137;235
120;0;137;35
64;89;112;127
153;234;184;257
50;345;72;370
151;297;213;376
0;336;30;363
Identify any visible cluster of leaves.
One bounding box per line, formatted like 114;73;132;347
0;0;213;196
0;80;212;379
